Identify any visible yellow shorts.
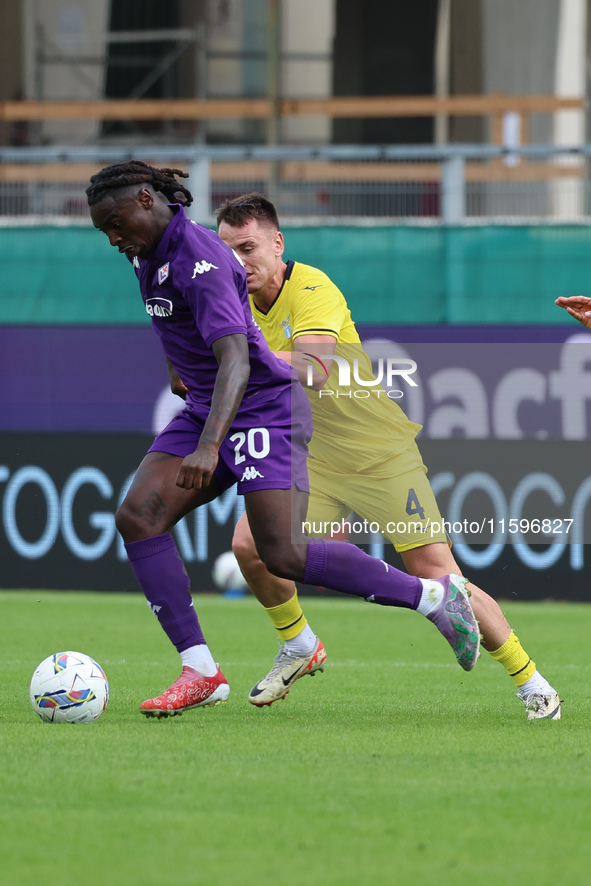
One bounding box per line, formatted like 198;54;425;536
305;441;448;552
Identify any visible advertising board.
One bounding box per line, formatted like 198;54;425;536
2;325;590;598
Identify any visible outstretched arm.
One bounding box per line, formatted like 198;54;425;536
176;333;250;491
555;296;591;330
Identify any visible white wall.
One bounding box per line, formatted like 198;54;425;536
22;0;110;144
481;0;560;143
205;0;335;144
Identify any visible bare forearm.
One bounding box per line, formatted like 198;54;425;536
273;349;325;390
200;360;250;450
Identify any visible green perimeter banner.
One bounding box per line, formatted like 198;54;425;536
1;433;590;599
2;225;590;325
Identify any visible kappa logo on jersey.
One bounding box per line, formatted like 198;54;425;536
132;256;140;268
240;466;265;481
192;260;219;278
280;317;292;338
158;262;169;284
145;297;173;318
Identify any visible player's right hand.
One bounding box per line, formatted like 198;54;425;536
175;445;219;490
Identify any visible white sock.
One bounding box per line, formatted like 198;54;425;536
284;624;318;655
180;644;218;677
517;671;555;697
417;579;445;617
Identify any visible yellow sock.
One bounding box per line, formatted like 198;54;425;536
265;590;308;641
489;631;536;687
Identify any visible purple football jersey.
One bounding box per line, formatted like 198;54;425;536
130;205;295;416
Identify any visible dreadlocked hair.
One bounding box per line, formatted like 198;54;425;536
86;160;193;207
216;192;279;231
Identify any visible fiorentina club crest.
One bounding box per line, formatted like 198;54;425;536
158;263;170;285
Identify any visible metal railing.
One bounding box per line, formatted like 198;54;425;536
1;143;591;224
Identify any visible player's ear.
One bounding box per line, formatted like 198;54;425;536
275;230;285;256
137;187;155;210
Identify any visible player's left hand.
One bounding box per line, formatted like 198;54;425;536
555;295;591;329
176;445;219;490
166;357;189;399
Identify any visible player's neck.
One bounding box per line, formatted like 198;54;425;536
252;260;287;311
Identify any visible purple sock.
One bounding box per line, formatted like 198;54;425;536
124;533;206;653
303;539;422;609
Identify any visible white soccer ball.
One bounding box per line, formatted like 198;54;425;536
30;651;109;724
212;550;249;593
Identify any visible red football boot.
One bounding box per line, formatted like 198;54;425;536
139;666;230;718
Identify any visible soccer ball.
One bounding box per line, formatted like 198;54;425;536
212;550;249;594
30;651;109;724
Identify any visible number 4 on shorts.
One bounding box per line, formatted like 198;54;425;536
406;488;425;521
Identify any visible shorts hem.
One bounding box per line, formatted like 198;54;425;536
394;537;452;553
237;480;309;495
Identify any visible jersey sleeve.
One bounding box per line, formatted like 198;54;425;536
178;247;248;347
290;270;347;341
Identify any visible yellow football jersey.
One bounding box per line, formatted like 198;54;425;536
249;260;421;472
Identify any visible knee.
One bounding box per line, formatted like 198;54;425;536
115;500;150;542
232;523;259;565
403;544;457;580
231;523;260;573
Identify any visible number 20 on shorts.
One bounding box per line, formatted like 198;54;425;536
229;428;271;464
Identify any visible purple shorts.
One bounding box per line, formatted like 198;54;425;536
148;382;312;495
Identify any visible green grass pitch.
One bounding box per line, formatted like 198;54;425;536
1;590;590;886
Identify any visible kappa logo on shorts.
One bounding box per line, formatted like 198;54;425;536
240;466;265;481
192;260;219;278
